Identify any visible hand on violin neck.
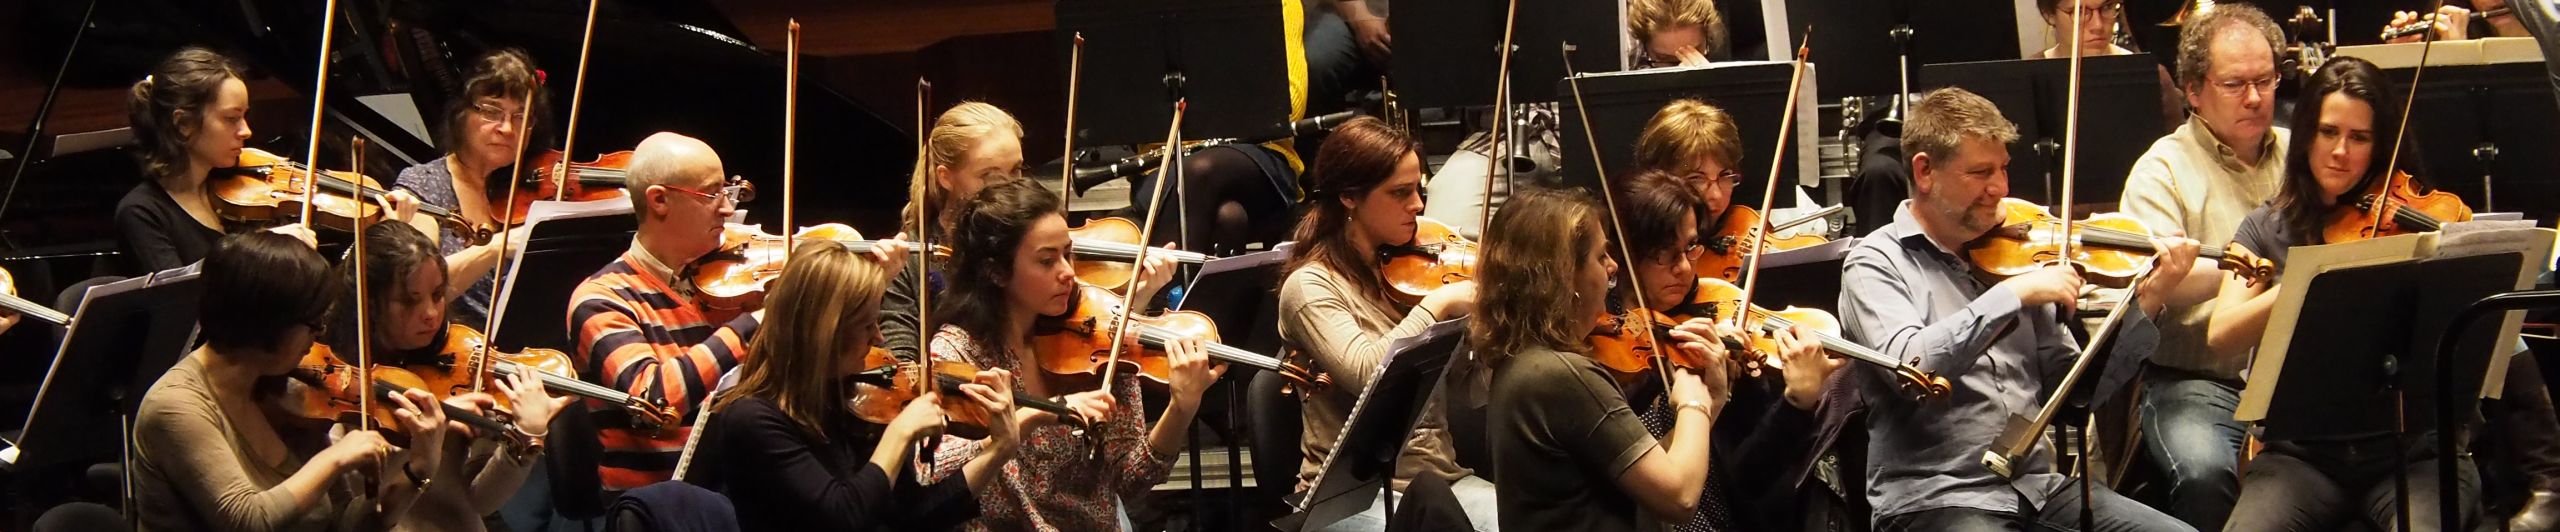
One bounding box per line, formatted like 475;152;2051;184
1999;264;2084;309
493;372;572;437
2135;234;2205;311
1772;325;1841;411
373;189;422;227
864;237;913;276
1164;335;1225;406
1128;247;1181;306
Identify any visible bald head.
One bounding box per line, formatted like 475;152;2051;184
626;132;723;215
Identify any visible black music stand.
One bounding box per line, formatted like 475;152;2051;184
2378;61;2560;222
1392;0;1622;108
1056;0;1293;145
1176;243;1292;358
1278;318;1469;532
1557;62;1819;209
1747;236;1854;311
489;200;637;353
1779;0;2019;99
1918;54;2166;206
2255;253;2520;531
7;264;202;472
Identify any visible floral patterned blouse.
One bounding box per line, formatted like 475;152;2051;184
924;325;1175;531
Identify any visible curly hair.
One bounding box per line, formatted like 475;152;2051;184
2173;2;2283;90
935;178;1063;352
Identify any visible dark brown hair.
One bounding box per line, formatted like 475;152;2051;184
937;178;1063;351
439;48;554;164
1284;116;1421;311
323;222;447;357
127;47;243;182
200;232;337;354
1470;188;1606;361
1606;167;1701;281
2277;56;2421;245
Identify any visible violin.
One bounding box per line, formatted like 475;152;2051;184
1695;205;1841;282
1591;277;1952;397
846;347;1089;439
1967;198;2276;287
0;266;69;326
2322;170;2473;244
1378;216;1480;308
217;148;496;245
685;223;951;312
497;149;633;225
1033;284;1328;391
286;345;533;452
401;323;680;431
1064;217;1209;291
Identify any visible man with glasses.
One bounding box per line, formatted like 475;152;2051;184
2112;4;2287;529
567;131;764;493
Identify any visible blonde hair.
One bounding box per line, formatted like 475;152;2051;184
1900;88;2019;172
903;102;1026;238
1469;188;1606;362
709;241;891;440
1633;99;1743;175
1628;0;1726;56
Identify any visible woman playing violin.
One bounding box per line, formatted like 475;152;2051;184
130;232;446;531
1602;168;1833;532
2208;56;2484;532
322;222;572;532
1480;188;1737;531
391;49;546;327
689;239;1031;531
919;178;1213;530
882;103;1176;364
1632;99;1755;282
1276;116;1491;531
116;48;319;274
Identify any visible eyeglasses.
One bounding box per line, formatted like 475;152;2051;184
1652;242;1708;266
1685;169;1744;187
470;102;526;125
2211;75;2282;98
664;176;755;206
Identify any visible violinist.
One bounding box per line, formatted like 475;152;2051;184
390;49;545;327
1479;187;1737;531
1278;117;1494;530
1631;99;1745;279
324;222;572;532
116;47;318;274
1604;168;1835;532
130;232;447;531
2207;57;2483;532
1838;88;2201;532
566;132;761;492
918;178;1211;531
688;240;1028;531
2114;5;2287;528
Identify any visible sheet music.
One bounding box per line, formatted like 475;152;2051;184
1296;318;1466;514
2435;221;2555;397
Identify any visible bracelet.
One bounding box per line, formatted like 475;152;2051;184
1675;400;1714;417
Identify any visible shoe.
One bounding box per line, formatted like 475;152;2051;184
2514;489;2560;532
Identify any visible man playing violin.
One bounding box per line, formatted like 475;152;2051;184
2112;4;2288;528
1840;88;2206;532
566;131;762;492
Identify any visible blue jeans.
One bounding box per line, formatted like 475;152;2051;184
2138;368;2247;531
1874;478;2195;532
2223;438;2480;532
1311;475;1500;532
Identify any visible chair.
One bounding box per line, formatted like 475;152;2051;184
1248;367;1305;507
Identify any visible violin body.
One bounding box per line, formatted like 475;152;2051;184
1967;198;2276;287
1031;284;1326;390
214;148;387;233
1694;206;1831;282
502;149;633;225
1065;217;1146;291
1380;216;1480;307
685;223;948;313
290;344;535;451
2322;171;2473;244
849;348;1003;439
398;324;578;412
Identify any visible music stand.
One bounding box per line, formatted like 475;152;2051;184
6;263;202;473
1280;318;1469;532
1917;54;2165;206
1557;62;1822;208
489;199;637;353
1779;0;2018;99
1176;243;1292;358
2251;254;2520;442
1746;236;1855;311
1056;0;1293;145
1392;0;1624;108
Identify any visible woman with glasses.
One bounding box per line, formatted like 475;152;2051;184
1601;168;1835;532
1630;99;1758;282
2030;0;2182;132
391;49;549;327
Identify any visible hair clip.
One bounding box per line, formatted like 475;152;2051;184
534;69;548;86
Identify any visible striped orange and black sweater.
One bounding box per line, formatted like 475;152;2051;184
568;244;760;491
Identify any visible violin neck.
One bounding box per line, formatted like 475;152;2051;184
1131;323;1282;371
0;292;68;325
1073;240;1206;265
491;361;636;405
928;373;1081;421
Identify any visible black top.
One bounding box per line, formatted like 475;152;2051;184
1488;346;1659;532
688;395;979;532
114;181;228;275
2231;204;2298;273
